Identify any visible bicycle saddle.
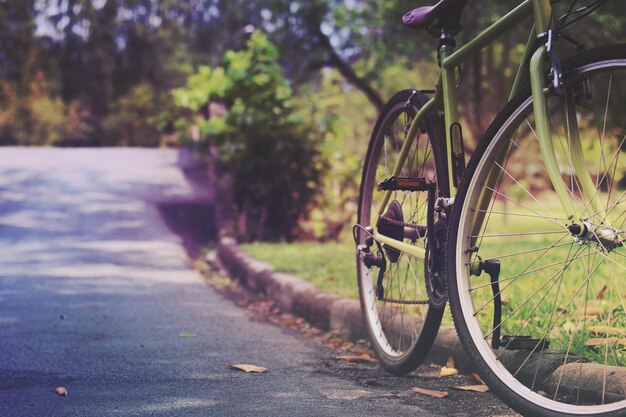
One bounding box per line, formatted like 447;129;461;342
402;0;469;30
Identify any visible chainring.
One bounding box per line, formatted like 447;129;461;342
425;220;448;309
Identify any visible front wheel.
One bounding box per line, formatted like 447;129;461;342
356;90;449;374
447;45;626;416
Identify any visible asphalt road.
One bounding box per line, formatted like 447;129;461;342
0;148;516;417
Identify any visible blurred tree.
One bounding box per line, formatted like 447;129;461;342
101;82;164;146
1;0;625;240
174;32;323;241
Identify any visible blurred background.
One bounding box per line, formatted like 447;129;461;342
0;0;624;243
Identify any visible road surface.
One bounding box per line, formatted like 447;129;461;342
0;148;516;417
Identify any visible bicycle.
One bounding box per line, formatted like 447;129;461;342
354;0;625;415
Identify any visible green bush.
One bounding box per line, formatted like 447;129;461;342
0;73;92;146
101;83;168;147
173;32;323;241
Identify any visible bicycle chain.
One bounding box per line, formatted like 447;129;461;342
378;297;430;305
377;216;426;232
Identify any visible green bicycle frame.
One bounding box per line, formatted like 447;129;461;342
373;0;604;260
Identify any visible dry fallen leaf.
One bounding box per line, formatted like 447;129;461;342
337;354;378;363
278;314;304;326
470;372;485;384
230;364;268;373
440;366;459;377
179;332;198;338
571;306;604;317
585;337;626;347
588;325;626;337
351;347;370;356
453;384;490;393
412;386;449;398
55;387;68;396
446;356;455;369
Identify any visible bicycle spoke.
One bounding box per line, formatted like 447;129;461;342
483;180;569;228
449;57;626;413
357;91;445;370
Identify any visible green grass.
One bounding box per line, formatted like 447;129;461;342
242;241;358;299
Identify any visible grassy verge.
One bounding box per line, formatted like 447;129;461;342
242;241;358;299
242;236;625;367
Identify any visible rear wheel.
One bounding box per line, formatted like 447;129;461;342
356;90;449;374
447;45;626;416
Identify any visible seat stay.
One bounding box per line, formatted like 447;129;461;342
441;1;534;71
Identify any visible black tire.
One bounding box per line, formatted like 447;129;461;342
356;89;449;374
447;45;626;416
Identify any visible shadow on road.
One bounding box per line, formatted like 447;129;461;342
157;201;218;257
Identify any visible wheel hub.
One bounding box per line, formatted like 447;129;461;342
568;221;624;252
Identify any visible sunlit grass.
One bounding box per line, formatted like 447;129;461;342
242;241;358;299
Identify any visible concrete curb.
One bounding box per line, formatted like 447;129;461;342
215;236;469;369
214;237;626;402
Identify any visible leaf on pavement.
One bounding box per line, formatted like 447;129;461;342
179;332;198;338
230;364;268;373
55;386;68;396
279;313;303;326
439;366;459;377
411;386;449;398
336;353;378;363
470;372;485;384
446;356;455;369
453;384;490;393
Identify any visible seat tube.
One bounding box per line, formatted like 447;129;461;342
439;35;462;195
531;0;551;34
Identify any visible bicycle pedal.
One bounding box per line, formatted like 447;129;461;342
500;336;549;351
377;176;435;192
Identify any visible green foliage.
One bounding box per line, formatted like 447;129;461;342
1;0;625;245
101;83;167;147
294;69;372;240
0;73;92;146
173;66;228;111
243;240;358;299
175;32;323;241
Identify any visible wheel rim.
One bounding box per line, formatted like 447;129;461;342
358;98;439;360
455;61;626;414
